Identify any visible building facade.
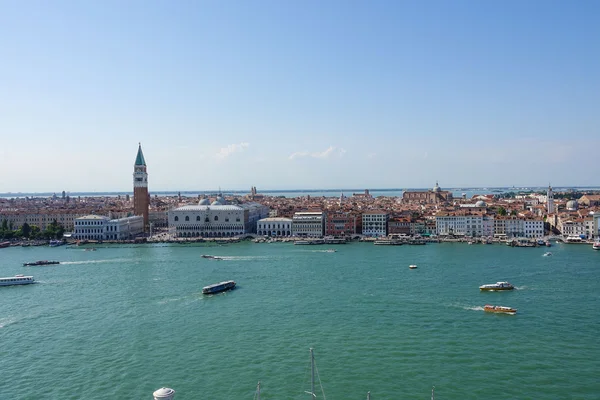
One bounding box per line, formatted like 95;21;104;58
403;182;453;204
73;215;144;240
257;217;292;237
292;211;324;237
362;211;388;237
168;198;268;238
133;144;149;231
324;212;357;237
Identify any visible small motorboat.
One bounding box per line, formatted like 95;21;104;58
201;255;223;260
23;260;60;267
409;264;417;269
593;241;600;251
479;281;514;291
543;252;552;257
484;304;517;314
324;249;336;253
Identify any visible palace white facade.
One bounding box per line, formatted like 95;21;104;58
362;211;388;237
257;217;292;237
292;212;324;237
168;198;268;238
436;214;484;236
73;215;144;240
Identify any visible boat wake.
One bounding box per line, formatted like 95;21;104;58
215;256;270;261
463;306;485;311
60;258;133;265
0;317;17;328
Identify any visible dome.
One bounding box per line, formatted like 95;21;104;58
199;198;210;205
216;196;226;204
475;200;487;207
211;199;223;206
433;181;441;192
566;200;579;210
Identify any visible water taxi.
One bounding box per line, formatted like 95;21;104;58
0;274;36;286
484;304;517;314
593;241;600;250
479;281;514;291
202;280;236;295
23;260;60;266
409;264;417;269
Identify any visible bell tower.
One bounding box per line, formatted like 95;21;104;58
133;143;149;230
547;184;555;214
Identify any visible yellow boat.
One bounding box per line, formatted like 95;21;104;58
484;304;517;314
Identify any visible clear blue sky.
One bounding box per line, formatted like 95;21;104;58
1;0;598;192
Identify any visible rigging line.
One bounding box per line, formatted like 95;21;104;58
314;359;327;400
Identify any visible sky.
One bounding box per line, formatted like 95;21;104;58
1;0;599;193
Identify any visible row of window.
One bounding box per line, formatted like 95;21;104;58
174;215;241;222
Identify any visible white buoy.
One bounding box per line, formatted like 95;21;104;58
153;387;175;400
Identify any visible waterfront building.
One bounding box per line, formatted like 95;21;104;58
557;217;586;238
388;218;411;235
73;215;109;240
292;211;325;237
435;213;483;237
105;216;144;240
168;197;268;238
362;211;388;237
403;182;453;204
73;215;144;240
257;217;292;237
324;212;357;237
133;144;149;231
593;213;600;239
482;215;495;237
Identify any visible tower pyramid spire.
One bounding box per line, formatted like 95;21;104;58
135;142;146;166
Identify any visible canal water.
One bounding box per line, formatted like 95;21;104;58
1;242;599;399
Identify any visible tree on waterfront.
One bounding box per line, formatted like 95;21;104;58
21;223;31;238
497;206;507;216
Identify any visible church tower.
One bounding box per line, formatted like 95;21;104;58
133;143;149;230
547;184;555;214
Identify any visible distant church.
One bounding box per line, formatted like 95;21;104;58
133;143;149;230
402;182;453;204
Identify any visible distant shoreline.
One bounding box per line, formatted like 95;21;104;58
2;186;600;198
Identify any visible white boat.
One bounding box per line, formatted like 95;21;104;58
409;264;417;269
593;241;600;250
479;281;514;291
202;280;236;294
0;274;36;286
543;252;552;257
324;249;336;253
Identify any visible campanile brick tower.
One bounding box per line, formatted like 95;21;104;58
133;143;149;231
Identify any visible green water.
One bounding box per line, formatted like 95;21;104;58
1;242;599;399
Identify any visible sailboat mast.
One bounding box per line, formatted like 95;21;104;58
310;348;315;398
